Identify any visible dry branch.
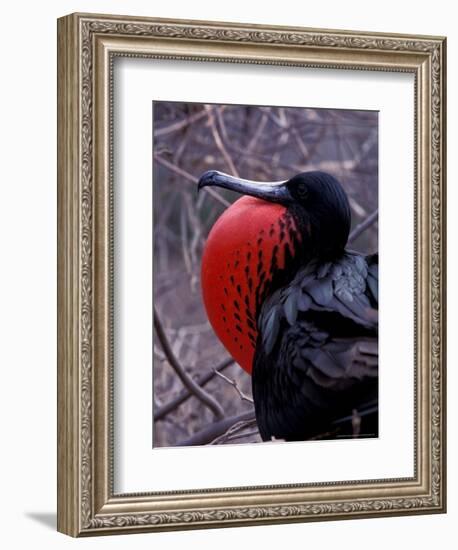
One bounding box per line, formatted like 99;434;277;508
210;417;259;445
348;208;378;243
154;106;212;137
224;430;260;443
178;411;256;446
154;153;230;208
155;357;234;420
154;306;225;420
205;106;240;177
214;370;253;404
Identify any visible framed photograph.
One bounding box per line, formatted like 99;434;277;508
57;13;446;536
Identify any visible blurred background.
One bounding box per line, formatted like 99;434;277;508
152;102;378;447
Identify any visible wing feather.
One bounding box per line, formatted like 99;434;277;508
253;252;379;441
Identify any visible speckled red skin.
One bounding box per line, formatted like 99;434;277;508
201;196;299;374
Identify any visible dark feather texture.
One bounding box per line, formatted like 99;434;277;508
253;252;378;441
199;169;378;441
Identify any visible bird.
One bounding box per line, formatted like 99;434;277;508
198;169;378;442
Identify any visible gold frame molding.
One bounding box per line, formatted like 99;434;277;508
57;12;446;537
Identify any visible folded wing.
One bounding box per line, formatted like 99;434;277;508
253;252;379;441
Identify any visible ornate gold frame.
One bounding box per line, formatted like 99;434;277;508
57;13;446;536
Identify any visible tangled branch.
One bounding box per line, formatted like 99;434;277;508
155;357;234;420
154;306;225;420
154;153;230;208
214;370;253;404
177;411;256;446
210;417;259;445
348;208;379;243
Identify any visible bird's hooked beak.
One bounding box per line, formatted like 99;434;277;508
198;170;293;205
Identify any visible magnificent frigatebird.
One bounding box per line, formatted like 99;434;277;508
198;170;378;441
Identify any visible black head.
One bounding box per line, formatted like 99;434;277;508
198;170;351;259
284;171;351;257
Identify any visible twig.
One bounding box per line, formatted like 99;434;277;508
173;129;192;165
245;112;269;154
214;109;267;159
335;433;377;439
153;152;197;183
225;430;260;443
180;205;193;276
214;370;253;404
183;191;202;270
205;105;240;177
348;128;378;171
348;208;379;243
258;107;287;128
177;411;255;446
154;306;225;420
158;320;213;335
154;153;230;208
216;108;269;159
352;408;361;438
154;107;212;137
276;108;290;147
348;197;367;218
154;357;235;421
291;126;309;160
210;418;259;445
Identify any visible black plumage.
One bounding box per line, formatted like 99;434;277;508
253;252;378;441
199;169;378;442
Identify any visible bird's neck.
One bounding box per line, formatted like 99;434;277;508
290;202;350;261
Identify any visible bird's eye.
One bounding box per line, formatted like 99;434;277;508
296;184;308;199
